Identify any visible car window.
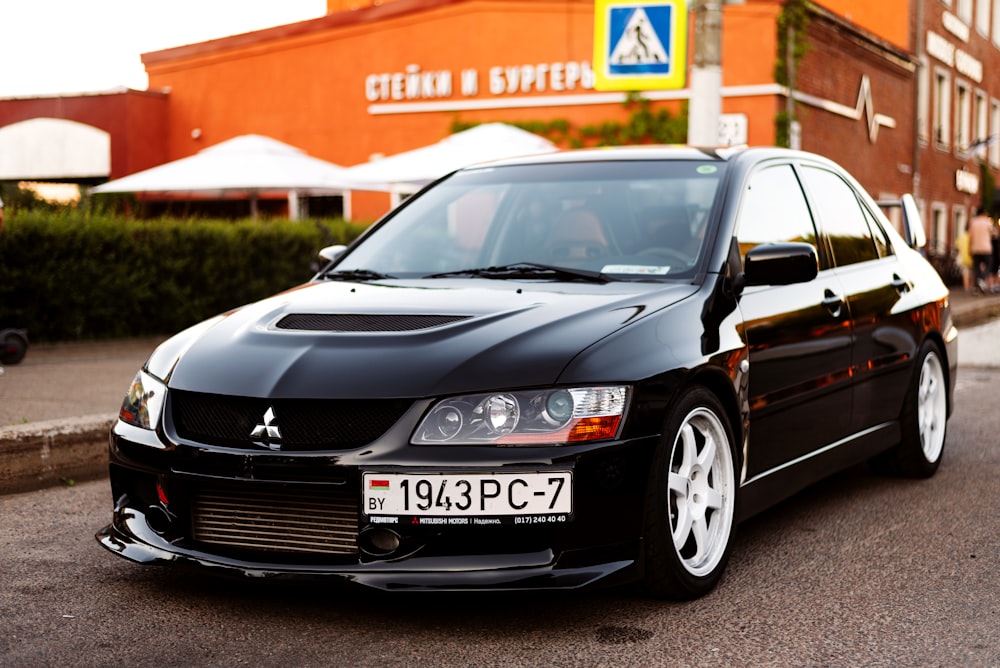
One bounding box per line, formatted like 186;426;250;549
861;202;892;258
341;183;511;274
735;164;819;264
799;166;880;267
336;160;728;279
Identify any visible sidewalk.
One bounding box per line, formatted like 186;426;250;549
948;286;1000;330
2;291;999;494
0;336;163;494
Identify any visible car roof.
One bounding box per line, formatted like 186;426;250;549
457;145;824;172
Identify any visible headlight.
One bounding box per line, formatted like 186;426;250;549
119;370;167;431
413;386;628;446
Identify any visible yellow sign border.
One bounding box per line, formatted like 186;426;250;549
593;0;688;91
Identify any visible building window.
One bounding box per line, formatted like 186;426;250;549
991;99;1000;167
974;90;989;157
955;80;972;154
977;0;992;35
958;0;973;23
917;58;930;143
994;0;1000;46
934;70;951;149
931;203;948;256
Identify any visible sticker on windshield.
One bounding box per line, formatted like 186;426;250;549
696;165;718;174
602;264;672;275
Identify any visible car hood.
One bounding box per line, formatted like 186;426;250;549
148;279;698;399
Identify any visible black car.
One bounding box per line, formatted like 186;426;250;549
97;146;957;599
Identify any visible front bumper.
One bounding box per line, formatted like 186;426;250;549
97;420;658;592
97;509;640;591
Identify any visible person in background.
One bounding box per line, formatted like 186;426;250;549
955;221;972;293
969;207;994;294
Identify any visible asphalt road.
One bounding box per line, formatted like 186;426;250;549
1;368;999;666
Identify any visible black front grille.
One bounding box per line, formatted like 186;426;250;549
276;313;471;332
190;483;359;556
170;391;412;450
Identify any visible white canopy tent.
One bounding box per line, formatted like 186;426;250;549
90;134;358;219
343;123;558;203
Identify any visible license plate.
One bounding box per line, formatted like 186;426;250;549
362;472;572;522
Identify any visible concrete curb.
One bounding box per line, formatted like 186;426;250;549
0;414;114;495
954;300;1000;330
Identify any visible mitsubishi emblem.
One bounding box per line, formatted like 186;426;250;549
250;406;283;450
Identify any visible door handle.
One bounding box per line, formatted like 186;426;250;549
891;273;910;293
822;288;844;318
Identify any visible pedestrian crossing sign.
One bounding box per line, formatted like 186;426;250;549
593;0;687;91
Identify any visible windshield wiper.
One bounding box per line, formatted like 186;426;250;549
425;262;609;283
322;268;396;281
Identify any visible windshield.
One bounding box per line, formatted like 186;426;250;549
335;159;727;280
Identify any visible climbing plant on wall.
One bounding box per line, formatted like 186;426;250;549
452;92;688;148
774;0;810;148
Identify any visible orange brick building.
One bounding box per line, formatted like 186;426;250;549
134;0;922;222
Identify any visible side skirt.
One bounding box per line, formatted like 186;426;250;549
736;421;900;522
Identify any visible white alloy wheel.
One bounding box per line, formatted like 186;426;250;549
667;405;736;578
917;350;947;464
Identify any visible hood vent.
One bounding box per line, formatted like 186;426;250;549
276;313;472;332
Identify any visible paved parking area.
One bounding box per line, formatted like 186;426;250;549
0;337;163;427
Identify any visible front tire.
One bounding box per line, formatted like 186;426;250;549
872;341;948;478
642;388;738;600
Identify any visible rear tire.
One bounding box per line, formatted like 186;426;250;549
641;388;738;600
872;341;948;478
0;333;27;365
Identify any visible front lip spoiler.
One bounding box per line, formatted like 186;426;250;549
95;508;638;592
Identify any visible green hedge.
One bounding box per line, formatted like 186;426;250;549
0;212;370;342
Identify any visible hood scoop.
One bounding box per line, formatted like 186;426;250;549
276;313;472;333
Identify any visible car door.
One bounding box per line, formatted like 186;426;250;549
734;162;854;480
797;164;920;433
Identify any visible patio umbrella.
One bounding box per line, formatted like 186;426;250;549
342;123;558;193
90;134;357;219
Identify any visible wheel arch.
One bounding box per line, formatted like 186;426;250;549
637;368;743;599
674;366;745;469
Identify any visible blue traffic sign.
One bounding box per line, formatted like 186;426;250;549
593;1;687;91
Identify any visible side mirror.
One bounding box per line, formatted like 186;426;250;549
737;242;818;290
318;244;347;262
899;194;927;250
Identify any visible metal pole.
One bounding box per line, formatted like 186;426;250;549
911;0;924;205
687;0;722;146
